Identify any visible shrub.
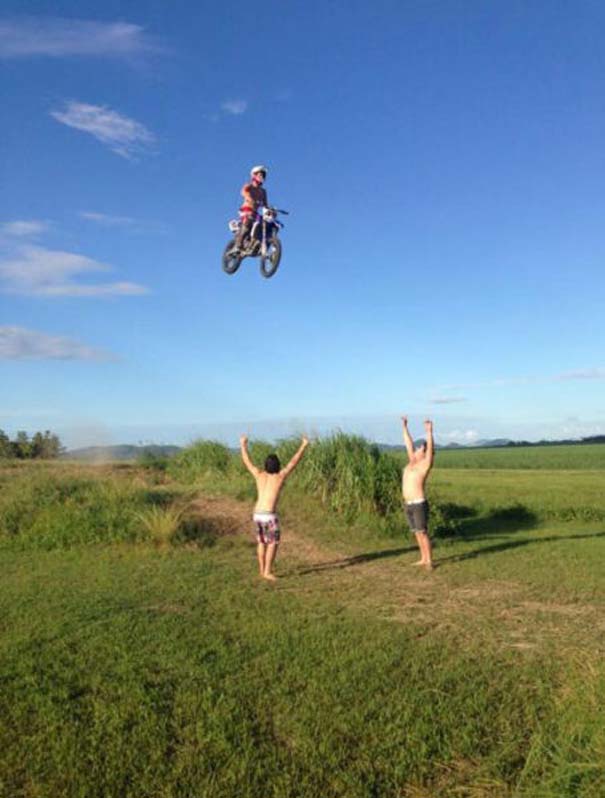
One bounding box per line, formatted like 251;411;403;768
167;440;231;483
294;433;401;520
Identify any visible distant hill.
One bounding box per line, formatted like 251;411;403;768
378;439;513;451
452;437;605;450
62;445;182;462
379;436;605;451
63;436;605;463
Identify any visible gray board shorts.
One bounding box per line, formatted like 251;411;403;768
405;500;429;532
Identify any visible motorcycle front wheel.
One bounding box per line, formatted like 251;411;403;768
222;240;243;275
259;238;282;279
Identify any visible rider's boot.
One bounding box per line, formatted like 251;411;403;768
233;219;251;253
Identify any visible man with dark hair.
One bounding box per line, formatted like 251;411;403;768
401;417;435;570
240;434;309;580
264;454;280;474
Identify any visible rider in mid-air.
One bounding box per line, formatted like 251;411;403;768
233;165;269;253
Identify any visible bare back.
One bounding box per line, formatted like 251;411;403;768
240;436;309;514
254;471;287;513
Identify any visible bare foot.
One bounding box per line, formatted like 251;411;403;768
412;560;426;566
263;573;278;582
424;562;435;572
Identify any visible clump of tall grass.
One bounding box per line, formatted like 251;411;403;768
136;505;184;547
167;440;231;484
292;433;402;519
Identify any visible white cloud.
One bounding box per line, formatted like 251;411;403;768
440;429;481;443
1;220;50;237
438;367;605;393
79;211;137;226
221;99;248;115
438;376;535;392
430;396;467;405
0;326;115;361
558;419;605;437
0;245;148;297
555;368;605;381
79;211;165;233
0;17;161;59
50;102;156;159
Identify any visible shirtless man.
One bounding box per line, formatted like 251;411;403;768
401;417;435;570
240;434;309;581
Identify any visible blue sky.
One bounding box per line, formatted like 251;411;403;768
1;0;604;448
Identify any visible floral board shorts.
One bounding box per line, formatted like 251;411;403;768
253;512;281;545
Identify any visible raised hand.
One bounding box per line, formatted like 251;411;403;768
240;434;249;446
423;419;433;432
401;416;409;427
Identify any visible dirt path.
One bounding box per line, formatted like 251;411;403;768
188;493;604;653
189;494;346;567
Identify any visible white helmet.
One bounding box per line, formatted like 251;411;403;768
250;164;268;178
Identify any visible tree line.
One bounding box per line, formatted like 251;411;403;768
505;435;605;447
0;430;64;460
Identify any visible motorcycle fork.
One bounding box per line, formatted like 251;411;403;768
248;219;260;250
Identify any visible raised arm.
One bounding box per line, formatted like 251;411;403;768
240;435;260;477
281;436;309;478
401;416;415;462
423;420;434;468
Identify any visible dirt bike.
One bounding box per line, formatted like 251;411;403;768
222;207;288;279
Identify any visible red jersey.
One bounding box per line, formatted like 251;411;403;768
240;181;268;212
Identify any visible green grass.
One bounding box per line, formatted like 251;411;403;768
435;443;605;470
1;449;605;797
431;468;605;524
2;542;603;798
0;464;195;550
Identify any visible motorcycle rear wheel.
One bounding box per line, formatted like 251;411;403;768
260;238;282;279
222;240;243;275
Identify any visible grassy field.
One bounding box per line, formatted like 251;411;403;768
435;443;605;470
1;443;604;797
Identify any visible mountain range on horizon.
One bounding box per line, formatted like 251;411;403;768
61;436;605;462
